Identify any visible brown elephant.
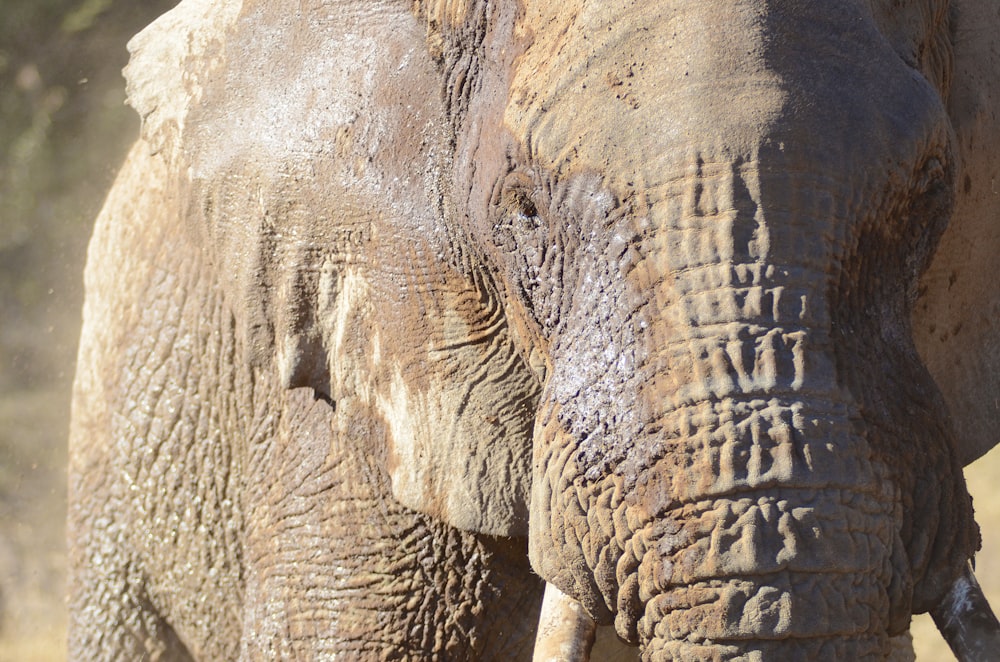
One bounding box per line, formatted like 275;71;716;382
69;0;1000;659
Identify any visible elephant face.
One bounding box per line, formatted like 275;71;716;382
455;2;967;651
124;0;999;657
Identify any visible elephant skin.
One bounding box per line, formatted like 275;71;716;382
68;0;1000;660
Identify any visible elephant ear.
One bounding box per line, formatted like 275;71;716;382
914;1;1000;465
122;0;539;536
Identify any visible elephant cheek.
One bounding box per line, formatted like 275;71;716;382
353;257;541;538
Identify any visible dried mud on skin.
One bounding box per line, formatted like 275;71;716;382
3;2;999;659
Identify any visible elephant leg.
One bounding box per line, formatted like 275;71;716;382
238;389;545;660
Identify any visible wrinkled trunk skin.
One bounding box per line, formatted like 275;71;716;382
440;2;981;658
525;178;893;658
533;334;896;658
525;159;975;659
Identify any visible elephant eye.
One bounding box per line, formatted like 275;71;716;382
492;171;544;251
490;170;560;328
499;171;541;221
510;188;538;219
915;156;945;196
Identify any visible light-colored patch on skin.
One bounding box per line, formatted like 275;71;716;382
329;266;374;401
123;0;243;160
409;0;473;59
377;368;429;506
182;26;390;189
411;0;470;28
374;356;531;536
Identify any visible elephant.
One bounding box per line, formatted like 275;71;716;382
68;0;1000;659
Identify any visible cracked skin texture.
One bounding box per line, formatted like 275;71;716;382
69;0;1000;660
70;140;547;660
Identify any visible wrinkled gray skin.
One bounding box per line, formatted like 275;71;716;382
69;0;1000;660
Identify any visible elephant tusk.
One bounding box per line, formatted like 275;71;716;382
930;561;1000;662
533;582;597;662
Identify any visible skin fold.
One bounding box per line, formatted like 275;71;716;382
69;0;1000;659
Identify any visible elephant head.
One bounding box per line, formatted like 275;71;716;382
123;0;1000;657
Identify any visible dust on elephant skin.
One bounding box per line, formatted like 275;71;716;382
69;0;1000;660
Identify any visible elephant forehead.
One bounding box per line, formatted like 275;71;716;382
504;1;786;179
503;0;943;188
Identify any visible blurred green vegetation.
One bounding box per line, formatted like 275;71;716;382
0;0;176;391
0;1;175;658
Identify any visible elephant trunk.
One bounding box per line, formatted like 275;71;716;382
526;156;973;656
533;388;899;659
631;414;897;659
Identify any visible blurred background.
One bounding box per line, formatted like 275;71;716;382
0;1;996;660
0;1;175;658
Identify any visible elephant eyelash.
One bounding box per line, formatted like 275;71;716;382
492;171;547;250
913;155;946;196
496;171;543;219
505;188;541;223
